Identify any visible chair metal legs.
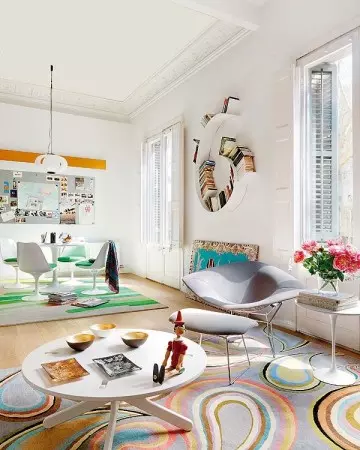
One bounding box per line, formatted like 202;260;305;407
245;302;282;358
225;338;231;384
225;335;251;385
267;322;276;358
197;332;251;385
242;334;251;366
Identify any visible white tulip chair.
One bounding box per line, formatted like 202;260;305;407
75;242;109;295
0;238;29;289
17;242;57;301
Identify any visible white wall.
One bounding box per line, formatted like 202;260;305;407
0;103;136;273
131;0;360;349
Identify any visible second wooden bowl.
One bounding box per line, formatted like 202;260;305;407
66;333;95;351
121;331;149;348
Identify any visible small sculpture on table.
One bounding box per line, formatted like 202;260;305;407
59;233;72;243
153;311;188;384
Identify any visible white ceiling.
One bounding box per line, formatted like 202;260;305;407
0;0;267;121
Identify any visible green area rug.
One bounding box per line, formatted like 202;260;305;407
0;327;359;448
0;280;167;326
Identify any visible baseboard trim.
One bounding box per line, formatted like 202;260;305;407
273;318;296;331
297;326;360;354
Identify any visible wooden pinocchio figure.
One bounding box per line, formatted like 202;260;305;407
153;310;188;384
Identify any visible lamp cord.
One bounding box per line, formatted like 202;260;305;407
48;64;53;155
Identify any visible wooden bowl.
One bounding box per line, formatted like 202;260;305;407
66;333;95;351
90;323;117;338
121;331;149;348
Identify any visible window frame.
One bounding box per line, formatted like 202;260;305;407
141;121;183;249
295;29;359;246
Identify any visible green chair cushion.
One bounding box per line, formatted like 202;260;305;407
75;260;94;268
4;257;17;263
49;263;57;270
58;256;84;263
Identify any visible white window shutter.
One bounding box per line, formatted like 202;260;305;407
140;142;147;244
163;122;184;249
310;66;339;240
141;122;183;249
147;137;162;245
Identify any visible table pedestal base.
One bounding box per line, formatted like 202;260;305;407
314;367;356;386
42;397;193;450
311;314;357;387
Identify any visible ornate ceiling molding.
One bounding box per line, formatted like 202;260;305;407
127;22;251;118
0;79;128;123
0;21;251;122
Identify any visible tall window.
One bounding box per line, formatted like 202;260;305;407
141;122;183;249
297;32;355;243
147;137;162;245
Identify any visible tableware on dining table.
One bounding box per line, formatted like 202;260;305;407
66;333;95;351
90;323;117;338
93;353;142;378
41;358;89;382
121;331;149;348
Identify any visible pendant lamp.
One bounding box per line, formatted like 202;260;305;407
35;65;68;174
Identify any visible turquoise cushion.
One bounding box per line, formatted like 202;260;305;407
49;263;57;270
4;257;17;264
58;256;84;263
75;260;94;268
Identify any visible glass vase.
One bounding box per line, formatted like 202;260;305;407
317;276;339;296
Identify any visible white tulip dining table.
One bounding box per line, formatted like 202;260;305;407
39;242;81;290
296;300;360;386
22;329;207;450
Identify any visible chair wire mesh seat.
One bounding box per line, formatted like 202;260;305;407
182;261;304;358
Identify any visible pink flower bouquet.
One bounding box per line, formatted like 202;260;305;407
293;239;360;290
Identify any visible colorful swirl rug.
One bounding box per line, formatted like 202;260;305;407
0;326;359;449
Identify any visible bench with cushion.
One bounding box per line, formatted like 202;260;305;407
169;308;258;384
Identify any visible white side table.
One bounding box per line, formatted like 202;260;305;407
22;329;207;450
296;300;360;386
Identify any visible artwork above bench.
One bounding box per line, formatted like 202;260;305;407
189;240;259;274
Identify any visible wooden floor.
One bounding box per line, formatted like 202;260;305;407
0;274;213;368
1;274;358;368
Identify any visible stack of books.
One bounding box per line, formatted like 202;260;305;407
230;147;255;171
207;166;235;212
199;160;217;201
48;292;78;305
209;196;219;212
193;139;200;164
222;97;240;114
219;137;237;157
297;290;359;311
201;114;214;127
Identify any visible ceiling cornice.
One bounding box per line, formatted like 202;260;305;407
0;21;251;123
127;21;251;119
0;78;128;123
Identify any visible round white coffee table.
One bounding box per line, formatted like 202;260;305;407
296;300;360;386
22;329;206;450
